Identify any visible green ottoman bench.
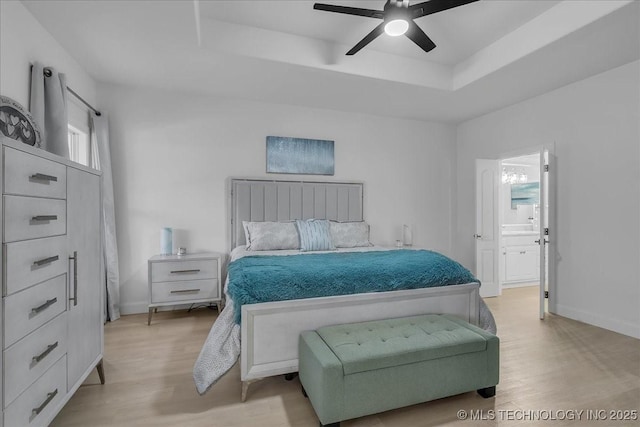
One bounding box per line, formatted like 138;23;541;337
299;314;499;427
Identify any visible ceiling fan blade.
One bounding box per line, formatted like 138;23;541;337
346;22;385;55
405;20;436;53
313;3;384;19
410;0;479;19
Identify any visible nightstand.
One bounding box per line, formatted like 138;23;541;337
147;252;223;325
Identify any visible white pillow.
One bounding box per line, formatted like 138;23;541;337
244;221;300;251
330;221;371;248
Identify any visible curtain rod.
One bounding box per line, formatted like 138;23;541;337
42;67;102;116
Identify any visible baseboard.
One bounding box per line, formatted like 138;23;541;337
120;301;148;315
555;304;640;339
501;282;538;289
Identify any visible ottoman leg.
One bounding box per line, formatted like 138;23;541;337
320;423;340;427
477;386;496;398
285;372;299;381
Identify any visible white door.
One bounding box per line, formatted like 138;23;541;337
67;167;102;388
475;159;500;297
538;149;557;319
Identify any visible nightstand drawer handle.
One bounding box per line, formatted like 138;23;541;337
170;269;200;274
30;173;58;183
170;288;201;294
33;255;60;267
32;389;58;416
33;341;59;363
32;298;57;314
31;215;58;222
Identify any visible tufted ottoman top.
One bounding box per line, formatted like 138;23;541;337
316;314;488;375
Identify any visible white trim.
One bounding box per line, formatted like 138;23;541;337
555;304;640;339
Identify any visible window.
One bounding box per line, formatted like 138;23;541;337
68;124;90;167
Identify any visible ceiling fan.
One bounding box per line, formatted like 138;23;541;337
313;0;479;55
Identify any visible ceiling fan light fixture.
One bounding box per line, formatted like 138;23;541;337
384;19;409;36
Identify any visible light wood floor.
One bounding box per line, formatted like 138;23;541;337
52;287;640;426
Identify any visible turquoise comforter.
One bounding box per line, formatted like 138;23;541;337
227;249;478;324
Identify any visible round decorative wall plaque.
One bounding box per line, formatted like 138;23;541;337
0;95;41;147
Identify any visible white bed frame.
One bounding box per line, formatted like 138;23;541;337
228;178;480;400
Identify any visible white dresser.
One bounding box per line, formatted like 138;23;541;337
1;137;104;427
147;253;223;325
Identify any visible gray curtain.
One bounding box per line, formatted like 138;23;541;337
90;113;121;321
30;62;69;158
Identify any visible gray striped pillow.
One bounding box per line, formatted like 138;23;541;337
295;219;334;252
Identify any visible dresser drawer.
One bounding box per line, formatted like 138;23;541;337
3;147;66;199
4;313;67;407
4;274;67;348
151;259;218;283
151;279;218;304
502;235;539;246
4;355;66;426
4;236;67;296
3;195;67;243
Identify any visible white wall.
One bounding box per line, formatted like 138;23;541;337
0;1;97;111
455;61;640;338
97;83;457;314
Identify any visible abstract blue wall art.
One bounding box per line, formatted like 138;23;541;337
266;136;335;175
511;182;540;209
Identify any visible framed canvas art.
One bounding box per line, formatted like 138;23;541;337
511;182;539;209
266;136;334;175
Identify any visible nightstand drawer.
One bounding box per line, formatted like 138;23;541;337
151;259;218;283
4;235;68;296
3;195;67;243
4;355;67;425
4;312;68;407
3;147;67;199
151;279;218;304
4;274;67;348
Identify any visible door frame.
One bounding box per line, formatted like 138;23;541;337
482;143;556;317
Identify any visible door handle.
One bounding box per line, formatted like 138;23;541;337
473;234;482;240
69;251;78;306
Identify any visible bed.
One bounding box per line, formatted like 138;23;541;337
193;179;496;400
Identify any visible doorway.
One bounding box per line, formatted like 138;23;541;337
475;147;555;319
499;153;540;293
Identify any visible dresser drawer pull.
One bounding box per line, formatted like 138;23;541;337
520;251;526;254
31;298;57;314
31;215;58;221
30;173;59;183
32;341;59;363
170;288;201;294
170;269;201;274
32;389;58;416
33;255;60;267
69;251;78;306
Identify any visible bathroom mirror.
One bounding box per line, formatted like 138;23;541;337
511;182;540;209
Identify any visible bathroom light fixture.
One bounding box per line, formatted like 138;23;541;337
501;167;528;184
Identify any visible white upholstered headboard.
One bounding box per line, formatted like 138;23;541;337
229;178;364;250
